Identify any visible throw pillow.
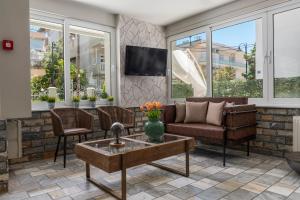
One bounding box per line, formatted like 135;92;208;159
206;101;226;126
184;101;208;123
175;102;186;123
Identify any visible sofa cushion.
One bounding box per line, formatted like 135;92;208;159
175;103;186;123
166;123;225;139
206;101;225;126
184;101;208;123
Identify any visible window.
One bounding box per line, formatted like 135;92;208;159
274;8;300;98
171;33;208;98
30;14;115;107
212;19;263;98
30;19;64;102
68;25;110;98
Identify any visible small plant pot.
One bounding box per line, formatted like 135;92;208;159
48;102;55;109
90;101;96;108
73;102;80;108
108;101;113;106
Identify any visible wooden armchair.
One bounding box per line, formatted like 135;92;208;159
50;108;93;168
96;106;135;138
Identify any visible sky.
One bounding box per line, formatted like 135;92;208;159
212;20;257;49
176;20;257;51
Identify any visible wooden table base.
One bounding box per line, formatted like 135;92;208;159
85;150;190;200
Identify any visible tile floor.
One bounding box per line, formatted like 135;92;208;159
2;148;300;200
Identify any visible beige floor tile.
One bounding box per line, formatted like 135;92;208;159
216;180;243;192
241;181;268;194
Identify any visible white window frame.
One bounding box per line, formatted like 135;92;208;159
167;0;300;108
167;26;210;104
30;10;116;109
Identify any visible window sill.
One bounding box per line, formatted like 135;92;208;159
31;102;113;112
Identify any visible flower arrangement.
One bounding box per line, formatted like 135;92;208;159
140;101;163;121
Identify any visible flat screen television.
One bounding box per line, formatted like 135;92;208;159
125;45;167;76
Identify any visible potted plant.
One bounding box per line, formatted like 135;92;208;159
81;94;88;100
107;96;114;105
47;97;56;109
100;83;108;104
140;101;164;143
89;96;97;108
72;96;80;108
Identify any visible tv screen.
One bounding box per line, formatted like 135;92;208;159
125;45;167;76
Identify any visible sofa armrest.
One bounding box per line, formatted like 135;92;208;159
224;104;257;129
162;105;176;124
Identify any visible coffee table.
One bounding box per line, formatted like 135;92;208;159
75;133;195;200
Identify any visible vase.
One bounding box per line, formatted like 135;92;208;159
73;102;79;108
144;118;165;143
48;103;55;109
90;101;96;108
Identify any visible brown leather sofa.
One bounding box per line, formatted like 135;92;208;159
163;97;257;166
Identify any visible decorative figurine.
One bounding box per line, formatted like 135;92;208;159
109;122;125;148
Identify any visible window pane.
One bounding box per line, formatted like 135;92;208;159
30;19;64;102
274;8;300;98
212;19;263;98
69;25;110;98
171;33;208;98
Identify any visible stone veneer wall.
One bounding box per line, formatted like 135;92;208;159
118;15;167;107
10;108;146;164
0;120;8;193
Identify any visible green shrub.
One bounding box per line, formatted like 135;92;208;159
107;96;114;102
72;96;80;102
47;97;56;103
89;96;97;102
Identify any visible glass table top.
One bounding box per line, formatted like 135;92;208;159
85;133;186;155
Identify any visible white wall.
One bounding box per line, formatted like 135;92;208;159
166;0;289;36
0;0;31;119
30;0;116;27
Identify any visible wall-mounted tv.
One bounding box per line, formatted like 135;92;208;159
125;45;167;76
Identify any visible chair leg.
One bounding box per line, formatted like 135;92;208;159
104;130;108;139
84;134;87;141
223;139;226;167
247;141;250;156
64;136;67;168
127;128;131;135
79;135;81;143
54;136;61;162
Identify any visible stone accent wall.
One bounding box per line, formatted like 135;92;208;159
0;120;8;193
253;107;297;157
117;15;167;107
10;108;146;164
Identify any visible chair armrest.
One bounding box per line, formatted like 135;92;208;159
77;109;94;130
119;107;135;125
96;107;112;131
162;105;176;124
50;109;64;136
224;104;257;128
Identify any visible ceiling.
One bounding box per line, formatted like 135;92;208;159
69;0;236;26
